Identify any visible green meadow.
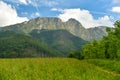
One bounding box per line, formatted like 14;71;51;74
86;59;120;74
0;58;119;80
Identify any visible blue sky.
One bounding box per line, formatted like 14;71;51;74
0;0;120;28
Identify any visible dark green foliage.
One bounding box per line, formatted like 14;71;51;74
0;31;63;58
114;20;120;28
83;40;105;59
74;51;84;60
81;20;120;59
68;50;84;59
68;52;75;58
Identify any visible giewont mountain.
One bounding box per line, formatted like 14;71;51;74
1;17;107;41
0;17;108;57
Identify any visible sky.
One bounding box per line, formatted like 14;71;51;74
0;0;120;28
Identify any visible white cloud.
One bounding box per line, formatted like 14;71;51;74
4;0;28;5
0;1;28;27
111;6;120;13
97;16;114;27
51;8;63;12
52;8;113;28
30;12;41;18
18;0;27;5
35;12;40;16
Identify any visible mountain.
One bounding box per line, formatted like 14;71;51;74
87;26;108;41
1;17;107;41
0;31;63;58
30;29;87;55
0;17;108;57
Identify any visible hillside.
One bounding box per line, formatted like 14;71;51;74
0;17;109;57
30;29;87;54
1;17;107;41
0;31;63;58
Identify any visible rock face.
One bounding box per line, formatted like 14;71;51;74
1;17;107;41
87;26;108;40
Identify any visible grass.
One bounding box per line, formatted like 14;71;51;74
0;58;119;80
86;59;120;74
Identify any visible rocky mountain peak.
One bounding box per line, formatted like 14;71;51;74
67;18;80;23
1;17;108;41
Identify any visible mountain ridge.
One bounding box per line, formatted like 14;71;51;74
1;17;108;41
0;17;109;57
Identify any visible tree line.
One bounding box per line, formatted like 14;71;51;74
69;20;120;59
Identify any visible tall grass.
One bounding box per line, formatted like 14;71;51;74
0;58;119;80
86;59;120;74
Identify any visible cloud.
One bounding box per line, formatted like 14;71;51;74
4;0;28;5
97;16;114;27
51;8;63;12
18;0;27;5
21;12;28;15
111;6;120;13
5;0;58;7
41;0;58;7
35;12;40;16
52;8;113;28
0;1;28;27
30;12;41;18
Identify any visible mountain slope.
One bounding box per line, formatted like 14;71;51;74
30;29;87;55
1;17;107;41
0;31;63;58
87;26;108;41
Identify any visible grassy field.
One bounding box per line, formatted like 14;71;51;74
86;59;120;74
0;58;119;80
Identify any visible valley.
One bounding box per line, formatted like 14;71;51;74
0;18;120;80
0;0;120;80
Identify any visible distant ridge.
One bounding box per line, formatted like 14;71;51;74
1;17;108;41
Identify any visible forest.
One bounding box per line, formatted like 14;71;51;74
70;20;120;59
